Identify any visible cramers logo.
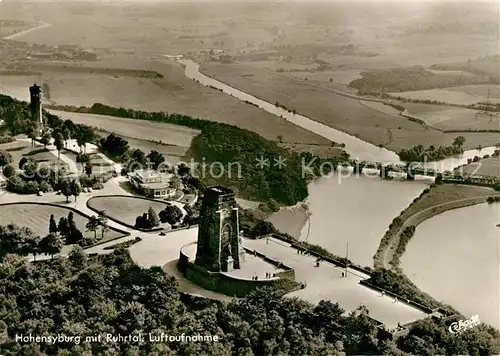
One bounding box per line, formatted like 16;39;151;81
449;315;481;334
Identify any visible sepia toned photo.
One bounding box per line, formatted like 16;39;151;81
0;0;498;355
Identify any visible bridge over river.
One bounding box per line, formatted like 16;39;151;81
344;160;499;186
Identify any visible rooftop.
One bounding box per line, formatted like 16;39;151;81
141;182;172;190
130;169;173;182
208;186;234;196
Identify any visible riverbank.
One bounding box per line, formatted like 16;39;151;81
266;203;309;239
374;184;500;270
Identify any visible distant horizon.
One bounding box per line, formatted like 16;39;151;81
1;0;499;3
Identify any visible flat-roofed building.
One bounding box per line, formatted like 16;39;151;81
127;169;176;198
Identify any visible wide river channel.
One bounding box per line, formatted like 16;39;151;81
179;58;499;328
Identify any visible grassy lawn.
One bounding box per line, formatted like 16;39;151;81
87;196;170;228
49;110;200;148
400;184;498;221
0;203;124;242
94;131;187;164
0;141;67;170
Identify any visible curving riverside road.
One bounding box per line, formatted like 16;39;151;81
381;194;497;270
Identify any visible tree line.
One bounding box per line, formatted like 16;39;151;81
349;67;495;93
398;136;466;162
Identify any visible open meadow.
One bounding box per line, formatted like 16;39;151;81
0;140;67;170
0;203;124;241
94;131;185;165
0;19;34;38
49;110;199;149
87;195;170;228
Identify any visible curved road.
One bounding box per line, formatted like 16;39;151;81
2;22;52;40
381;195;492;269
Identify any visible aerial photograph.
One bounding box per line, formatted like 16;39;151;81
0;0;499;354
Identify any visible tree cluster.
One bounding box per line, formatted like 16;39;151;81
398;137;466;162
85;212;109;243
0;224;62;261
0;150;12;167
0;234;498;356
135;207;161;230
59;179;82;202
53;212;85;246
6;158;63;194
158;203;183;226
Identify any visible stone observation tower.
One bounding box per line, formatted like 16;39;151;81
195;186;245;272
29;84;43;134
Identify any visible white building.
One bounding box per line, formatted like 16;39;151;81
127;169;176;198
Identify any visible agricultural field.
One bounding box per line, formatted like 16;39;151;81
0;19;34;38
201;61;500;151
0;140;67;170
249;60;320;72
358;101;401;117
49;110;200;149
0;203;124;241
403;103;500;131
446;84;500;99
289;70;362;86
390;88;500;106
0;58;331;148
87;195;170;229
455;156;500;178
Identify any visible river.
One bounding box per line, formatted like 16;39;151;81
298;174;430;267
178;58;497;171
178;58;499;327
401;203;500;330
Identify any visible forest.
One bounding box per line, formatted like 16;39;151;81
0;228;499;356
349;68;495;93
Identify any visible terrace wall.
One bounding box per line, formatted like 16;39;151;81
178;242;300;297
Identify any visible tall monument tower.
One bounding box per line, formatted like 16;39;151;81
195;186;244;272
29;84;43;134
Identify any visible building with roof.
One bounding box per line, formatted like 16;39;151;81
127;169;176;198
